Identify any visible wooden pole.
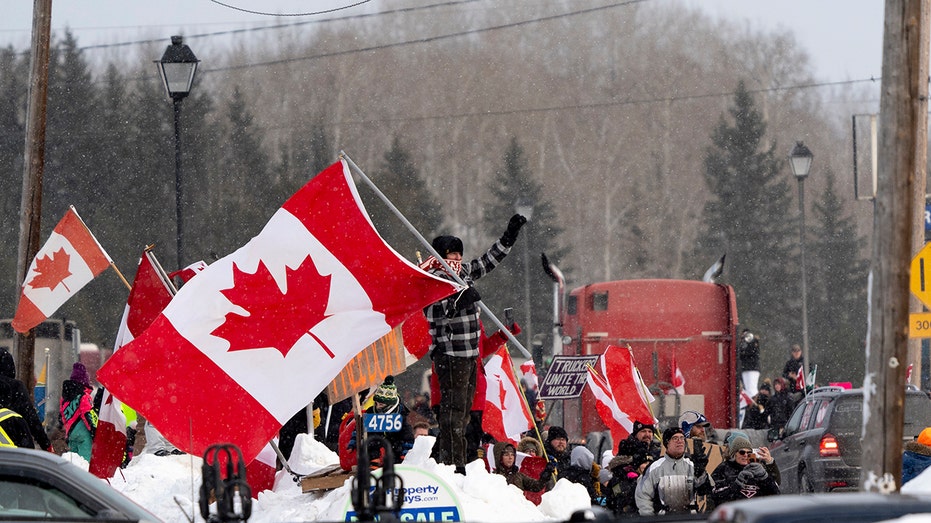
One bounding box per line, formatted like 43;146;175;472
862;0;930;493
13;0;53;393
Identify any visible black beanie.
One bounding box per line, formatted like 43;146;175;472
431;235;463;258
662;427;684;447
547;426;568;443
631;420;655;436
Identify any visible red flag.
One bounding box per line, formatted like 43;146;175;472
671;354;685;395
796;363;805;391
90;250;175;479
169;260;208;284
96;160;459;463
13;206;112;333
586;366;628;444
519;360;539;391
247;441;278;494
482;346;534;443
599;345;656;434
907;363;914;384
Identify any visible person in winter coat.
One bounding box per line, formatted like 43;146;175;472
709;437;780;508
903;427;931;484
635;427;710;516
605;438;653;515
767;378;794;437
626;420;662;461
782;344;805;392
425;215;526;472
60;362;97;461
544;426;572;478
561;446;600;504
737;329;761;397
0;348;51;451
0;408;35;448
347;376;415;466
492;441;551;492
518;435;544;458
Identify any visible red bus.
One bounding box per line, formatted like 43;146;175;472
559;279;739;438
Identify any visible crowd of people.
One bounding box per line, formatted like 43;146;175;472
738;334;809;438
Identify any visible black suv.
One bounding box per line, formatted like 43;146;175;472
771;386;931;493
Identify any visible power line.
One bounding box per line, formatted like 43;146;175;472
208;0;372;17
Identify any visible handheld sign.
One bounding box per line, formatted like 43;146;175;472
538;355;600;400
344;465;463;522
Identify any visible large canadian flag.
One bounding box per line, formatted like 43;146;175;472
13;206;112;333
96;160;460;463
483;346;534;443
90;249;175;479
598;345;656;439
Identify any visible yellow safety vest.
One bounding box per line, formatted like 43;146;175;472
0;408;23;448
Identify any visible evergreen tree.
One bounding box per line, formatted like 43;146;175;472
694;81;798;361
210;85;272;258
807;169;868;383
0;46;28;315
361;135;441;262
482;137;567;357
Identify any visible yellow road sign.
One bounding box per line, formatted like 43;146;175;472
910;312;931;338
910;243;931;308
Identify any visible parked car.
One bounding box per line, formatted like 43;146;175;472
770;385;931;493
707;492;931;523
0;447;160;521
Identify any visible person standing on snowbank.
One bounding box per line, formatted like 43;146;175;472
424;214;526;473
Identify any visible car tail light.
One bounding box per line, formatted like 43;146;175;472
820;433;841;457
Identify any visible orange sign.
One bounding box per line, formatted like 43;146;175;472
326;326;408;402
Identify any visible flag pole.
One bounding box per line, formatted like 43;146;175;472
340;151;532;359
68;206;131;291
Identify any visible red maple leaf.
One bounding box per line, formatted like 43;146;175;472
28;248;73;292
212;256;333;358
496;374;508;409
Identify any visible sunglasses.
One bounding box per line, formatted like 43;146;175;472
736;449;753;456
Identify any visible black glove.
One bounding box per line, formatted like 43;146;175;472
736;468;754;487
745;461;768;480
691;439;708;477
499;214;527;247
447;287;481;317
541;461;557;480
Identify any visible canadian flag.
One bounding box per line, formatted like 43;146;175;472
795;362;805;391
586;366;628;445
519;360;539;391
671;354;685;395
90;249;175;479
598;345;656;439
13;206;112;333
483;346;534;443
96;160;459;463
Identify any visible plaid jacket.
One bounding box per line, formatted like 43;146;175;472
425;240;509;358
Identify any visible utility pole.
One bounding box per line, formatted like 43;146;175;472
14;0;53;393
862;0;930;493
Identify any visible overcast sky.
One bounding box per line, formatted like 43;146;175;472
0;1;886;83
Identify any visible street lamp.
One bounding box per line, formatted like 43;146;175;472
789;141;814;384
515;200;534;351
155;35;199;279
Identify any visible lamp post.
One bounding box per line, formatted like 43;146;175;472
155;35;199;278
515;200;534;349
789;141;814;383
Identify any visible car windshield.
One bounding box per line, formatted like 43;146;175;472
0;476;94;518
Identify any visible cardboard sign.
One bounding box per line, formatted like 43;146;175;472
538;355;600;399
343;465;463;521
327;326;407;403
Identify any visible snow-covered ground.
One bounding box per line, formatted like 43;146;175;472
63;435;593;522
56;434;931;522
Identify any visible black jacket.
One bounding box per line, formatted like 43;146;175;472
709;460;780;508
0;356;51;450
